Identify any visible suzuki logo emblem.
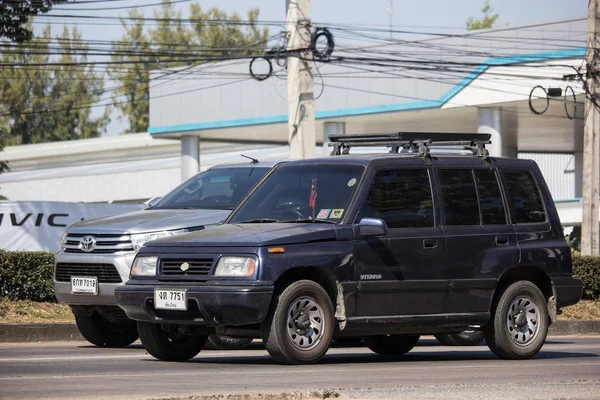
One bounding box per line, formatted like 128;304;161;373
79;236;97;253
180;262;190;272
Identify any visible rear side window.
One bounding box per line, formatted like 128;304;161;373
475;169;507;225
503;170;546;224
438;169;479;226
359;169;434;228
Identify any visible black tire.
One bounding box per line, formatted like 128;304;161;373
137;321;207;362
484;280;549;360
435;331;484;346
74;313;138;347
205;334;253;350
261;280;334;365
363;334;420;356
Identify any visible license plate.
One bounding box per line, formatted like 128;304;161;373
70;276;98;295
154;289;187;311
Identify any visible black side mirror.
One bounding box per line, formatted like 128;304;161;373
358;218;388;237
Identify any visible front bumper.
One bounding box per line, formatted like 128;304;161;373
115;284;274;326
54;250;136;306
553;276;584;308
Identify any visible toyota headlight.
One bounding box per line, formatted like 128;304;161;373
131;256;158;277
214;256;257;277
130;229;189;251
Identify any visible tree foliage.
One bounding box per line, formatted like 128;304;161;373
0;25;110;145
0;0;68;42
110;0;269;133
466;0;499;30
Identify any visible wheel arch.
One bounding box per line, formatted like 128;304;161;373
273;266;338;306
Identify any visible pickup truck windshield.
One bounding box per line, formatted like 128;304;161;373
154;167;270;210
229;164;364;223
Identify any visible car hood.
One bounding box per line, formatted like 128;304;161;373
67;209;231;234
146;223;339;247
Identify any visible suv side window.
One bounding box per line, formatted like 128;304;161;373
503;169;547;223
359;169;434;228
438;169;479;226
474;169;507;225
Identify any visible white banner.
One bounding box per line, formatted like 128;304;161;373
0;201;145;252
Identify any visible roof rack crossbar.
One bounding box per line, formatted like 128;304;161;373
328;132;491;159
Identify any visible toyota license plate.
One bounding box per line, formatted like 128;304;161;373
154;289;187;311
70;276;98;295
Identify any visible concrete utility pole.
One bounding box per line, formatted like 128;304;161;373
286;0;316;159
582;0;600;255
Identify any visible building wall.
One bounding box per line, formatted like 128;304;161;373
518;152;576;201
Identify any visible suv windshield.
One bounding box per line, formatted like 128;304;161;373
229;164;364;223
153;167;270;210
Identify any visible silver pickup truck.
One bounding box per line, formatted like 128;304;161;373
54;160;278;349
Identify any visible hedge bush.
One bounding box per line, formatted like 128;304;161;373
0;251;55;302
0;251;598;302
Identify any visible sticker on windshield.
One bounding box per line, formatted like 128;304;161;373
347;178;357;187
330;209;344;219
317;209;331;219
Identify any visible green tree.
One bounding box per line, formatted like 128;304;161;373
0;0;67;42
466;0;500;30
0;25;109;145
110;0;269;133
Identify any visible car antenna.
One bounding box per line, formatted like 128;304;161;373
241;154;259;164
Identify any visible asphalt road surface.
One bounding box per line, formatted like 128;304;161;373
1;336;599;400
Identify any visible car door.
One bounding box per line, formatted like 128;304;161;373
437;166;519;314
353;165;447;316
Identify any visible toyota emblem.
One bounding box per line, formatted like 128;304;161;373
79;236;97;253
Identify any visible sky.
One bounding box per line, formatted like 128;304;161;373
35;0;587;136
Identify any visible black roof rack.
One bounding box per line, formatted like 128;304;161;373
328;132;492;160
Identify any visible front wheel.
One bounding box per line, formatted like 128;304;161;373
261;280;334;365
75;312;138;347
363;334;420;356
435;331;484;346
137;322;207;362
484;281;549;360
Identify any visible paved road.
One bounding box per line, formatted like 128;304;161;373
0;336;599;400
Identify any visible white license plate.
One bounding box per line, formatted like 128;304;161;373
70;276;98;295
154;289;187;311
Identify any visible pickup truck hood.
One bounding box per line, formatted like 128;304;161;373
147;223;338;247
67;209;230;234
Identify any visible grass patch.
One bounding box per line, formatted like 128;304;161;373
559;300;600;320
0;299;74;324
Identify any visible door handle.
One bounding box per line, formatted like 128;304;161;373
423;239;438;249
495;236;509;246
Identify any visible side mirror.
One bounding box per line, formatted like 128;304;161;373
358;218;388;237
146;196;162;207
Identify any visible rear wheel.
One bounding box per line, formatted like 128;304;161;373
74;312;138;347
137;322;207;362
435;331;484;346
363;334;420;356
484;280;549;360
205;334;253;350
261;280;334;365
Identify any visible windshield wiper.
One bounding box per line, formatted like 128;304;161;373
223;207;235;210
237;218;280;223
281;219;336;224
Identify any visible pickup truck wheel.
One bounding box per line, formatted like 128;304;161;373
363;334;420;356
137;322;207;362
435;331;484;346
205;334;253;350
261;280;334;365
74;313;138;347
484;280;549;360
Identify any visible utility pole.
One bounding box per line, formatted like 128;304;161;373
582;0;600;255
286;0;315;159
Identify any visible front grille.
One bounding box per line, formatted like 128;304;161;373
55;263;122;283
63;233;133;254
160;258;214;279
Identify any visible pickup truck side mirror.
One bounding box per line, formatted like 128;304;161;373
358;218;388;237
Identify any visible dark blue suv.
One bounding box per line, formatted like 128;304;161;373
115;133;583;365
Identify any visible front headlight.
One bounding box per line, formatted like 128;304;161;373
60;232;68;251
214;256;257;277
131;256;158;276
130;229;189;251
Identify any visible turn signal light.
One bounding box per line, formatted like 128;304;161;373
268;247;285;253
